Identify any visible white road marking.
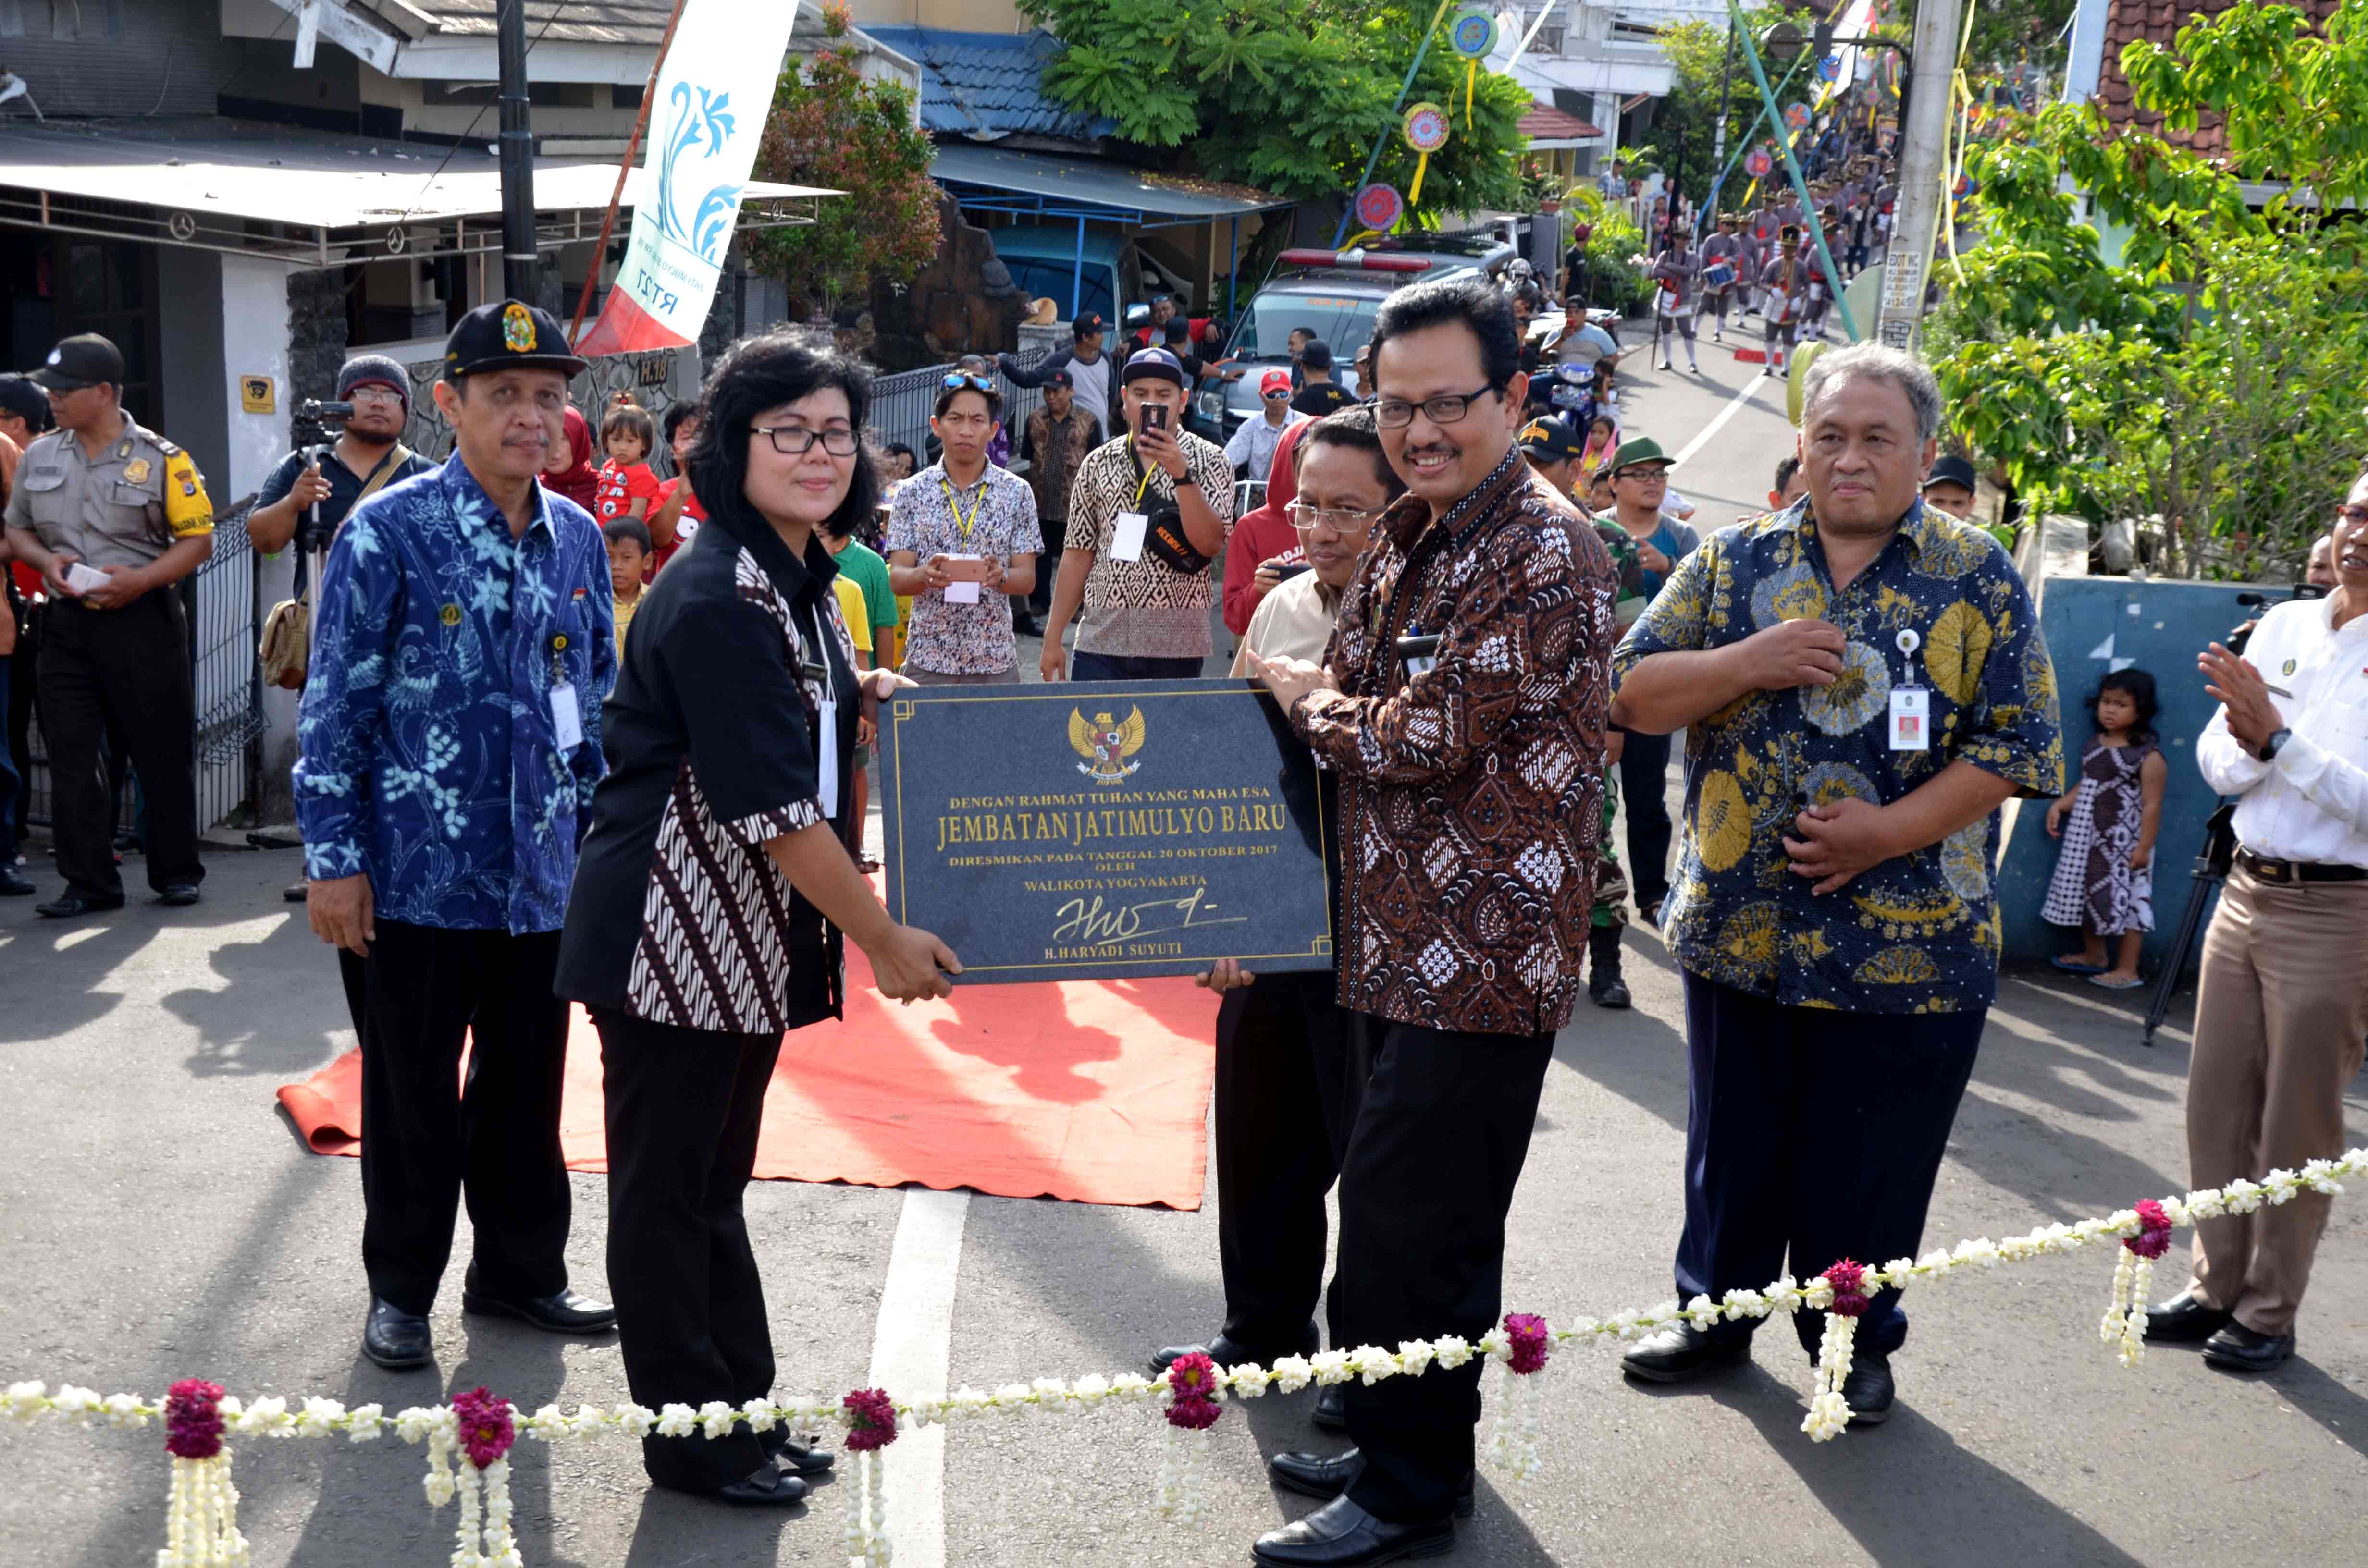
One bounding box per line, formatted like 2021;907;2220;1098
1671;372;1772;468
863;1186;971;1568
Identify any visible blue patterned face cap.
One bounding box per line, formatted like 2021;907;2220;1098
442;299;588;380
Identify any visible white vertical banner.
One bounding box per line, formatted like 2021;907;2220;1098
574;0;799;355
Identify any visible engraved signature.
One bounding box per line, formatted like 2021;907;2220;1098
1051;887;1248;947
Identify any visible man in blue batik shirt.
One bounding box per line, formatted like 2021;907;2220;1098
295;299;619;1372
1606;345;2064;1426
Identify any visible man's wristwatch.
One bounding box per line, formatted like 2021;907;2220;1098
2257;727;2293;763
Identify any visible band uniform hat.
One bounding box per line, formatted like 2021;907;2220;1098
1259;368;1294;397
30;332;125;392
442;299;589;380
1923;453;1978;493
337;353;413;411
1039;367;1074;389
1518;416;1582;464
1607;435;1675;476
1120;346;1186;388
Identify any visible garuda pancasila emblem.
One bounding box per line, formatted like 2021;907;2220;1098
1069;706;1145;784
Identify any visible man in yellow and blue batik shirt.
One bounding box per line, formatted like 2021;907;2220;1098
1605;344;2063;1426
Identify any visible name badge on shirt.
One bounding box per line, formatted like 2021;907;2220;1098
1889;686;1929;751
1111;511;1149;562
550;683;584;752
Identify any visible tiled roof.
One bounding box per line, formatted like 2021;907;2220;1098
1519;101;1602;142
396;2;675;46
2095;0;2338;156
857;25;1112;143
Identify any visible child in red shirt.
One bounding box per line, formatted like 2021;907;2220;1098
594;401;660;525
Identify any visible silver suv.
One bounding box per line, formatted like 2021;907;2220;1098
1189;234;1515;443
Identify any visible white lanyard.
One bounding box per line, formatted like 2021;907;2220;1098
806;605;840;820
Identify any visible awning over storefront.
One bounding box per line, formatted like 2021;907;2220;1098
0;117;836;268
928;143;1292;229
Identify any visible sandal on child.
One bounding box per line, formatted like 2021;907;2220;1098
2051;955;2107;975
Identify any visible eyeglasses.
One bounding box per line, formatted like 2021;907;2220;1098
941;372;994;392
1372;386;1497;429
1286;501;1388;536
750;424;860;456
2333;502;2368;527
1616;466;1671;484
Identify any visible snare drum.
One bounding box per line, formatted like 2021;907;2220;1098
1703;261;1737;292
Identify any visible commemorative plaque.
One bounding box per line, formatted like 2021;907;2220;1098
879;679;1333;984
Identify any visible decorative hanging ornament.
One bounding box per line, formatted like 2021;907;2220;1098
1818;54;1841;82
1784;102;1812;133
1401;102;1451;208
1744;146;1774;178
1354;182;1406;235
1446;7;1499;128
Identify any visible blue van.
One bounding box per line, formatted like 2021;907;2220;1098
987;224;1194;327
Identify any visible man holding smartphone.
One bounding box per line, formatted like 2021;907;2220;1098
886;373;1041;685
1039;348;1235;682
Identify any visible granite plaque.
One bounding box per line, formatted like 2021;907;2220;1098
879;679;1333;984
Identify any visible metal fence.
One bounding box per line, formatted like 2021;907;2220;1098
17;495;264;835
864;346;1056;468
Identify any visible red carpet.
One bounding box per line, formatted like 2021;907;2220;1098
275;950;1220;1210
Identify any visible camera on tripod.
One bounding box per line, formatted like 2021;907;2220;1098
2229;581;2329;654
289;399;358;554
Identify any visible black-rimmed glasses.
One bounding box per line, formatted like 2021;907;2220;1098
750;424;860;456
1372;386;1498;429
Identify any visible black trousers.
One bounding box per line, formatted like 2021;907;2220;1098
38;592;201;899
1214;970;1357;1352
1615;726;1674;906
1337;1014;1554;1524
354;921;572;1316
1673;972;1984;1358
596;1007;783;1491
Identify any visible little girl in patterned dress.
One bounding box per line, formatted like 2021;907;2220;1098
2043;669;2168;989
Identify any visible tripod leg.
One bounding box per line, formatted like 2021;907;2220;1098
2144;868;2220;1046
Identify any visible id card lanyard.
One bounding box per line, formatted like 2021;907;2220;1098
548;635;583;753
1889;627;1929;752
1111;443;1159;562
804;605;841;820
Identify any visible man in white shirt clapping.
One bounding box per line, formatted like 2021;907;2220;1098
2147;474;2368;1372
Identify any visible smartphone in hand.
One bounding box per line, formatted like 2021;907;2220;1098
1140;403;1169;433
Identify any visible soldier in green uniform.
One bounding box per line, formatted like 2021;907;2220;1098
1520;415;1646;1007
3;333;214;917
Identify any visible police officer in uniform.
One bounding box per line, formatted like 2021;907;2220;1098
3;333;213;917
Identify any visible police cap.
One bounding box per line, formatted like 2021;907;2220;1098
443;299;589;381
31;333;125;392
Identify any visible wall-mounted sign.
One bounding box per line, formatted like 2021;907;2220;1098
239;376;276;415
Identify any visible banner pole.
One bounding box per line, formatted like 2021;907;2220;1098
568;0;692;342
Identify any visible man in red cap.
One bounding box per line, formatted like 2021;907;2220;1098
1225;366;1309;493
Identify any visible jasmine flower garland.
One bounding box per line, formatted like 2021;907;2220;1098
841;1388;898;1568
2098;1200;2175;1367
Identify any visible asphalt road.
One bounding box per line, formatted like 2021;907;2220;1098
5;340;2366;1567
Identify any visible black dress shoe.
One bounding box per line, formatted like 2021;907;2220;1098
710;1466;809;1507
0;867;34;896
760;1426;836;1476
1252;1494;1454;1565
35;894;124;919
2202;1322;2295;1372
1313;1383;1348;1431
1149;1322;1319;1376
362;1298;432;1370
155;884;201;907
1841;1349;1894;1425
2142;1291;2234;1345
1269;1447;1474;1519
461;1282;618;1334
1619;1323;1750;1383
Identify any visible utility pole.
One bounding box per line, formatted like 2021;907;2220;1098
1704;20;1739;223
496;0;539;303
1875;0;1962;350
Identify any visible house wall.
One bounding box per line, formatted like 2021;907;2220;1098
844;0;1029;31
0;0;248;116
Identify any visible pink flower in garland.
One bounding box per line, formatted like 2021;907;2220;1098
1822;1259;1871;1318
842;1388;899;1452
163;1379;226;1460
1163;1352;1223;1431
1503;1313;1552;1375
450;1387;516;1470
2126;1199;2173;1260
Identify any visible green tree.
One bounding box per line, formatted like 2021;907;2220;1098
1019;0;1528;223
1927;0;2368;580
748;8;942;320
